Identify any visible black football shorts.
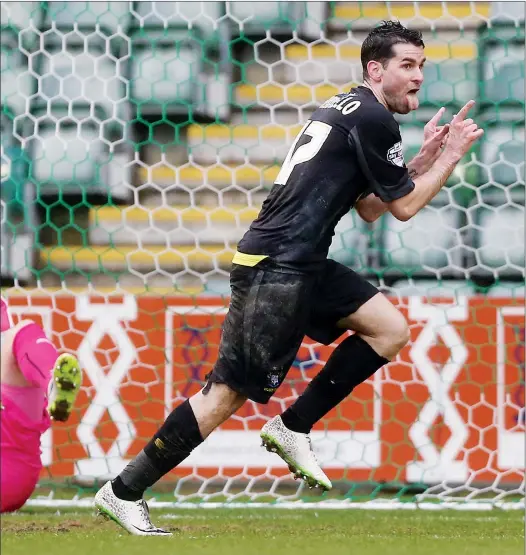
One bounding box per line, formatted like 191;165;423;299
206;258;378;403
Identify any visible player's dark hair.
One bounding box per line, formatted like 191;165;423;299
361;20;424;81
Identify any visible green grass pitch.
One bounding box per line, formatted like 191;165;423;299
1;508;523;555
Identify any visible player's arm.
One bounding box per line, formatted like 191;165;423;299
388;101;483;221
355;193;388;223
352;100;482;223
387;149;461;221
351;108;417;222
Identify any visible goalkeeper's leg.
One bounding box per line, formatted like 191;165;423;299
261;261;410;490
0;297;82;513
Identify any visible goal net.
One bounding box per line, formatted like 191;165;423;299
1;1;524;510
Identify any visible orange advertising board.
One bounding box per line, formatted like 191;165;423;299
6;294;524;485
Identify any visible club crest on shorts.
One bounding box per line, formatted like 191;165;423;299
387;141;404;167
267;373;281;388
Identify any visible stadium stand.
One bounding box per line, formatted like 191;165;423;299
0;1;524;297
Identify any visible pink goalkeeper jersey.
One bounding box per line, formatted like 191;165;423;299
0;386;51;513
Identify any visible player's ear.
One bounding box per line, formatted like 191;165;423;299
366;60;384;83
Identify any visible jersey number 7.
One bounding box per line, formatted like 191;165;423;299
275;120;332;185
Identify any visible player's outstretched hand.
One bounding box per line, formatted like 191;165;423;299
422;107;451;154
423;106;450;147
444;100;484;160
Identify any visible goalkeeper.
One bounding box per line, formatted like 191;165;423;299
95;21;483;535
0;297;82;513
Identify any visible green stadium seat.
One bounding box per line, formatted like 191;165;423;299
30;117;109;196
490;1;525;23
480;121;525;186
1;114;29;217
128;32;205;117
0;33;33;118
479;23;525;107
421;60;477;108
376;190;465;278
40;2;131;56
1;112;33;283
0;2;42;49
132;2;224;47
468;186;525;278
482;44;525;105
44;2;130;34
129;3;231;121
1;1;40;28
226;2;324;38
35;43;127;127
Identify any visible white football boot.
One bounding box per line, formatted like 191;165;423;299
260;415;332;491
94;481;172;536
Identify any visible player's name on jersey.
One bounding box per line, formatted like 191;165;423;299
319;94;361;114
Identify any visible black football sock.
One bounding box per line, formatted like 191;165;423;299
281;334;388;434
111;399;203;501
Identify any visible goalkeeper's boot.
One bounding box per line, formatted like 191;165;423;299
48;353;82;422
260;415;332;491
94;481;172;536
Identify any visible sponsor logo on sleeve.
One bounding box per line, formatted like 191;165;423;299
387;141;405;167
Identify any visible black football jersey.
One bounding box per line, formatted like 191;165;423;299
236;86;415;270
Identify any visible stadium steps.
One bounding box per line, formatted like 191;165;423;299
187;124;303;142
40;244;237;273
136;164;280;189
136;112;293;205
235;83;353;108
186;124;303;164
135;163;279;206
284;42;477;63
329;2;491;30
88;205;260;245
135;163;280;210
138;111;299;198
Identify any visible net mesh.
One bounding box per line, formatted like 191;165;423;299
0;1;524;508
